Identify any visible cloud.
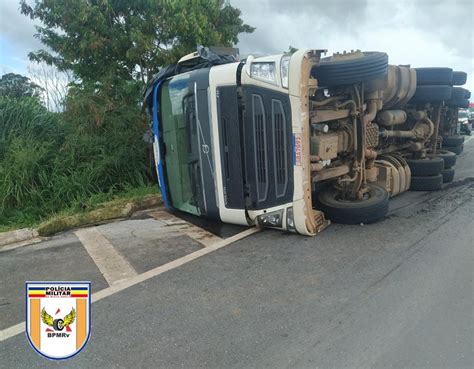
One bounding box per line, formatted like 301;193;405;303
1;0;472;92
0;0;43;70
231;0;474;92
410;0;473;58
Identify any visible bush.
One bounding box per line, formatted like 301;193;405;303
0;89;152;229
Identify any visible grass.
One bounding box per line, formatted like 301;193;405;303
0;185;160;233
36;185;161;236
0;94;155;233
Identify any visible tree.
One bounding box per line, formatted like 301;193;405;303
21;0;254;85
0;73;43;99
28;62;75;111
19;0;254;188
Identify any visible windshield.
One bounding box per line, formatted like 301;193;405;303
160;75;202;215
458;111;468;118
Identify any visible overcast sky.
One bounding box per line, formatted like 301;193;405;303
1;0;473;93
232;0;473;92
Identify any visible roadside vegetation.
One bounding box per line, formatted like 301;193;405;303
0;94;154;231
0;0;254;232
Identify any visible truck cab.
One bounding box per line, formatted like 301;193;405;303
149;49;329;236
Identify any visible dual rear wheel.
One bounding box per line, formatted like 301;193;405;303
407;152;457;190
406;157;444;191
442;136;464;155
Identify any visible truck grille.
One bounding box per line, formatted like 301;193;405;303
244;87;294;210
253;95;268;202
272;100;288;197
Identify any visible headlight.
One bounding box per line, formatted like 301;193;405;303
280;55;290;88
250;62;276;84
257;209;283;228
286;207;296;232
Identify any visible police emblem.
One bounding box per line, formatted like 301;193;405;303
26;282;91;360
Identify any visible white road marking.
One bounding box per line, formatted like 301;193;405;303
0;323;23;342
75;227;138;285
0;227;260;342
148;210;223;247
91;227;259;302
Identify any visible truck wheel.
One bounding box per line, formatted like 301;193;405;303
452;71;467;86
427;150;456;169
446;98;469;108
316;183;389;224
442;144;463;155
53;319;65;331
451;87;469;99
415;67;453;85
441;168;455;183
410;85;452;102
405;157;444;176
410;174;443;191
311;51;388;87
443;135;464;146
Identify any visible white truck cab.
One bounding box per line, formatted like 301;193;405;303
147;48;329;235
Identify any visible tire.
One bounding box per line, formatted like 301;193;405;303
405;157;444;176
452;71;467;86
410;174;443;191
451;87;469;99
311;51;388;87
442;144;463;155
427;150;456;169
443;135;464;146
415;67;453;85
316;183;389;224
465;90;471;99
446;98;469;108
53;319;65;331
441;168;455;183
410;85;452;102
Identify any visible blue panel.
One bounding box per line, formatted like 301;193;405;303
152;81;170;208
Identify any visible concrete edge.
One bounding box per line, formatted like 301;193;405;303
0;195;162;247
0;237;43;252
0;228;39;247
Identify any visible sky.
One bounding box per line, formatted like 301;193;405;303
231;0;473;93
1;0;473;94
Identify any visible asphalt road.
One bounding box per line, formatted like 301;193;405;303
1;137;473;369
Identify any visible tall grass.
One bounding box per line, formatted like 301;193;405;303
0;92;153;229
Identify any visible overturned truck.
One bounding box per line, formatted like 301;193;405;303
144;47;469;236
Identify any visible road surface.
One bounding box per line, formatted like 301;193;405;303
1;136;473;368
